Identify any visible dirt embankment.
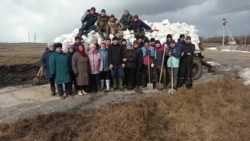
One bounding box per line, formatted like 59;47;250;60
0;78;250;141
0;64;41;88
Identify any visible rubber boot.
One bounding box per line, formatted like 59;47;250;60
177;77;184;88
113;78;118;90
51;87;56;96
105;80;110;91
119;79;124;91
100;80;104;91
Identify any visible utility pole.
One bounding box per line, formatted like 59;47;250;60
34;32;37;43
245;35;247;46
28;32;30;42
222;18;236;45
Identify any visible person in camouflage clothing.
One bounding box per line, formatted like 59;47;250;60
108;15;124;39
96;9;110;40
119;9;133;30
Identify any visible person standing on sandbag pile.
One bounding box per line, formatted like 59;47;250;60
108;37;125;91
133;40;143;91
97;9;110;40
72;44;90;95
141;39;155;88
49;43;72;100
108;14;124;39
78;7;98;38
67;44;78;94
119;9;133;30
178;36;195;89
99;42;111;91
88;44;103;93
153;40;168;90
40;42;56;96
72;37;82;51
123;41;137;90
129;15;153;40
167;40;182;90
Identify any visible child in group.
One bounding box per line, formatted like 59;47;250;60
99;42;111;91
88;44;103;92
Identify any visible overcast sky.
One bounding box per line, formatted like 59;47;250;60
0;0;249;42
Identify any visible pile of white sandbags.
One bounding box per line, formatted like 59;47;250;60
53;19;200;52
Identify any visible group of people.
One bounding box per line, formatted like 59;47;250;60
78;7;153;40
40;33;195;100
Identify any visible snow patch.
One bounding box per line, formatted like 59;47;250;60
206;61;221;66
239;68;250;85
206;47;218;51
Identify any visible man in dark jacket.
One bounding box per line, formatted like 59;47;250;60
97;9;110;40
40;43;55;96
129;15;152;39
119;9;133;30
164;34;173;48
123;41;136;90
67;44;78;94
108;37;125;91
133;40;143;91
72;37;82;51
178;36;195;89
78;7;98;37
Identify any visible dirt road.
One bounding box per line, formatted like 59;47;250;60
0;50;249;124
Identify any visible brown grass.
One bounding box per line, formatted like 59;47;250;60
0;78;250;141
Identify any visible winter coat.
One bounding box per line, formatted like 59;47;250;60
81;11;89;22
67;52;74;73
97;15;109;27
82;13;98;26
167;56;180;68
108;20;124;34
141;46;155;65
128;20;152;32
134;47;143;69
181;43;195;57
49;52;71;85
169;44;182;58
108;44;125;66
88;51;103;74
72;52;90;86
154;46;165;65
119;14;133;27
40;49;54;79
99;48;109;71
72;43;80;51
125;48;137;69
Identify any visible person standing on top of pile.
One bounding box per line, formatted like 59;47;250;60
72;43;90;95
153;40;168;90
99;42;111;91
80;9;90;24
178;36;195;89
49;43;72;100
72;37;82;51
67;44;78;94
141;38;155;88
40;43;56;96
97;9;110;40
88;44;103;93
129;15;153;40
108;37;125;91
123;41;137;90
78;7;98;38
119;9;133;30
167;40;182;90
108;14;124;39
133;40;143;92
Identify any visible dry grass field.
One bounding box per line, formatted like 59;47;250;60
0;78;250;141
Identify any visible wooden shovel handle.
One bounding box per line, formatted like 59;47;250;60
159;47;166;83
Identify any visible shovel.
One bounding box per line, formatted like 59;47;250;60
147;54;153;89
168;57;176;94
32;66;43;85
156;47;166;90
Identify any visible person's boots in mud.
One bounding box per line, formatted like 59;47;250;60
51;86;56;96
118;79;124;91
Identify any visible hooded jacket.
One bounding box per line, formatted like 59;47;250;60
88;51;103;74
82;13;98;27
40;49;54;79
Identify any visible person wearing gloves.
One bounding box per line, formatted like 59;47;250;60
167;40;182;90
178;36;195;89
129;15;153;40
97;9;110;40
141;38;155;88
72;44;90;95
88;44;103;92
119;9;133;30
40;42;55;96
108;37;125;91
153;40;168;90
49;43;72;100
99;43;111;91
123;41;137;90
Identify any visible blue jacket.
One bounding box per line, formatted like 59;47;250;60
82;13;98;27
99;48;109;71
40;49;54;79
169;44;182;58
141;46;155;58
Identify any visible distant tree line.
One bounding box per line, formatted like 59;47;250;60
203;35;250;45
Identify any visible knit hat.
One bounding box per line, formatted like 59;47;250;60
144;38;149;43
126;41;133;48
185;36;191;40
133;15;138;19
155;40;161;45
54;43;62;48
67;44;73;49
112;36;119;41
166;34;172;39
110;14;115;18
150;38;155;42
179;34;185;39
101;9;106;13
121;39;127;42
47;42;54;47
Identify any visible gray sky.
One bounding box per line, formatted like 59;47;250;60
0;0;249;42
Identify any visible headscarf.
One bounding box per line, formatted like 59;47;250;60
77;44;87;57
